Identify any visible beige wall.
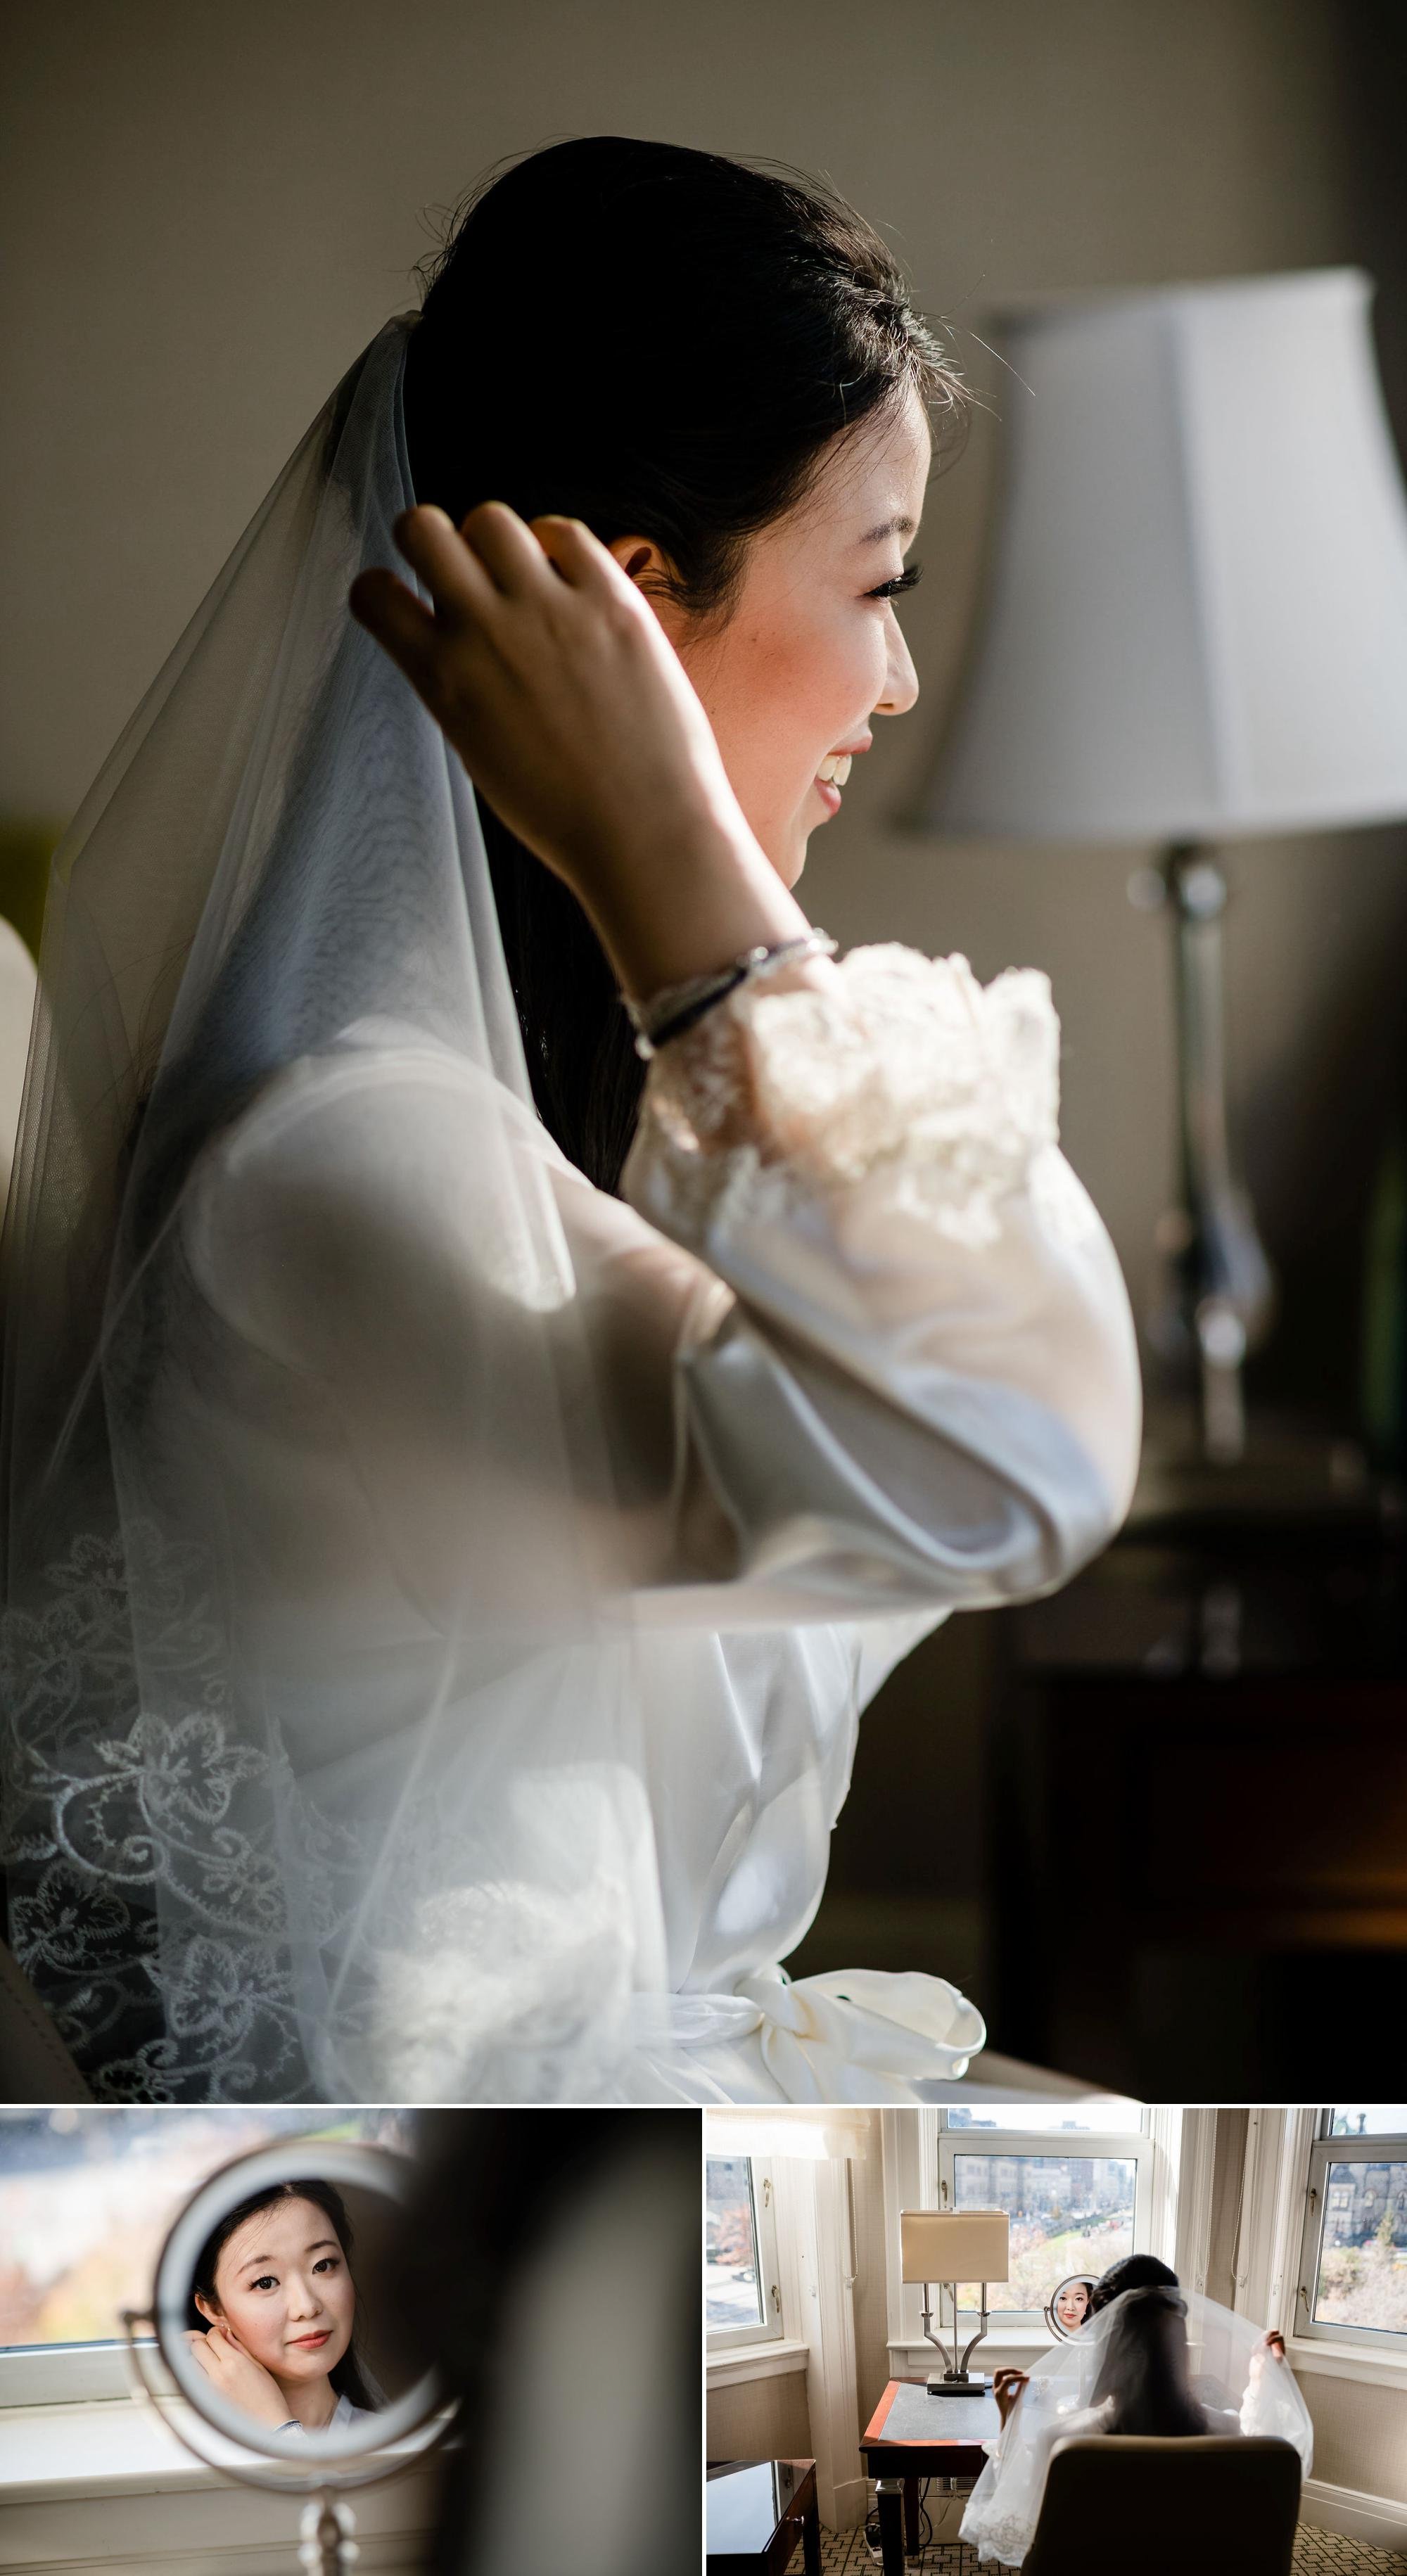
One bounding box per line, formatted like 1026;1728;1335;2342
706;2365;811;2460
3;0;1401;1352
1297;2369;1407;2507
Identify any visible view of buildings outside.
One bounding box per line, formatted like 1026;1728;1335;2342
1315;2153;1407;2334
705;2156;763;2332
951;2149;1135;2314
0;2106;410;2350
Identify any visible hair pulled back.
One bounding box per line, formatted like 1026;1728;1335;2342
1089;2283;1210;2440
405;135;966;1191
1086;2252;1180;2316
186;2176;379;2414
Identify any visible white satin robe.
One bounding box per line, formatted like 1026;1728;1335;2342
177;944;1141;2100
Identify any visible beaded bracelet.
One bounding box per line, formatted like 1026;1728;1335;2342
625;930;838;1059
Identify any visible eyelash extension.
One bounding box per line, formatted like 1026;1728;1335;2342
868;563;923;599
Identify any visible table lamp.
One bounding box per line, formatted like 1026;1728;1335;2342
928;268;1407;1461
900;2207;1010;2395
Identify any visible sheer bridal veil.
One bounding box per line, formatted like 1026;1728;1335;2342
960;2286;1314;2568
0;316;670;2101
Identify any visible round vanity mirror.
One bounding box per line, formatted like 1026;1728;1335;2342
1046;2273;1097;2340
127;2136;448;2478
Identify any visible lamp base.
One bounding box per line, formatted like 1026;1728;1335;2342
1142;843;1277;1467
925;2372;988;2396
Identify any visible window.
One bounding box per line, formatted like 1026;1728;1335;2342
0;2105;412;2406
934;2100;1153;2327
705;2155;780;2352
1295;2109;1407;2352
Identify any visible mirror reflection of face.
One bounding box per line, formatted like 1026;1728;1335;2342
196;2195;355;2401
1055;2279;1092;2333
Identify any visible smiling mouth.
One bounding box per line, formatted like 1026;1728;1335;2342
287;2331;330;2349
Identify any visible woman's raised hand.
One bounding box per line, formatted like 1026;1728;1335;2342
350;504;806;998
186;2323;291;2428
993;2366;1030;2427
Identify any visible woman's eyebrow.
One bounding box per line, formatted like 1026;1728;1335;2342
859;514;917;544
236;2235;339;2272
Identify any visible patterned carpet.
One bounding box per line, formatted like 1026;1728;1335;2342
785;2516;1407;2574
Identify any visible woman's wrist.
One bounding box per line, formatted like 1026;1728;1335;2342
582;810;811;1002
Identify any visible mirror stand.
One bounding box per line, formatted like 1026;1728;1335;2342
298;2495;357;2576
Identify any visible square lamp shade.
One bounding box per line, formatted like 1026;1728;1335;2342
900;2209;1010;2284
928;267;1407;843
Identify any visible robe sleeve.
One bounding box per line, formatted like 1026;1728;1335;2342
616;943;1141;1620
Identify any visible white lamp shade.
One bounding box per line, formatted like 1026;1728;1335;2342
930;268;1407;841
901;2207;1010;2283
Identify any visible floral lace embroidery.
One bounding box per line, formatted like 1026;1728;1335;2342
631;944;1065;1249
1;1524;352;2100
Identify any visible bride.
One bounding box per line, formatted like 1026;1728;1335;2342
186;2176;380;2435
0;136;1140;2105
961;2262;1314;2567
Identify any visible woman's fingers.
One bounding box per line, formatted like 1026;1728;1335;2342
528;514;627;597
391;505;499;618
454;499;557;597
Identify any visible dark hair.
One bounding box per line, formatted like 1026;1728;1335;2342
1090;2282;1210;2440
186;2176;379;2414
1086;2253;1180;2318
404;135;967;1192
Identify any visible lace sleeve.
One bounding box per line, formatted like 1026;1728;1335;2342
624;943;1064;1249
619;936;1140;1614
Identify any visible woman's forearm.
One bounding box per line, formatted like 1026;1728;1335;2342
581;810;812;1000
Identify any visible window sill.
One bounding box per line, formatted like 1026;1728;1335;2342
0;2396;444;2574
0;2396;248;2503
707;2338;810;2390
1286;2335;1407;2392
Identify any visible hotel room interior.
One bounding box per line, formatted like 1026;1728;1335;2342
705;2102;1407;2575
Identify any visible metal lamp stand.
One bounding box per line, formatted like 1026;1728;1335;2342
1143;842;1276;1462
919;2278;991;2394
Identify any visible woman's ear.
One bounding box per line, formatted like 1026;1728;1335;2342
193;2292;221;2328
606;535;672;590
604;535;689;639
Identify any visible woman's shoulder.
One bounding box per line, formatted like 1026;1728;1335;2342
177;1016;701;1366
177;1020;568;1354
200;1017;555;1175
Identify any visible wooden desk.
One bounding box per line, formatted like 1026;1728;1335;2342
860;2379;1000;2576
706;2457;820;2576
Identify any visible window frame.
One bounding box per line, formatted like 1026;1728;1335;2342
932;2109;1157;2332
705;2152;782;2354
1293;2112;1407;2356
